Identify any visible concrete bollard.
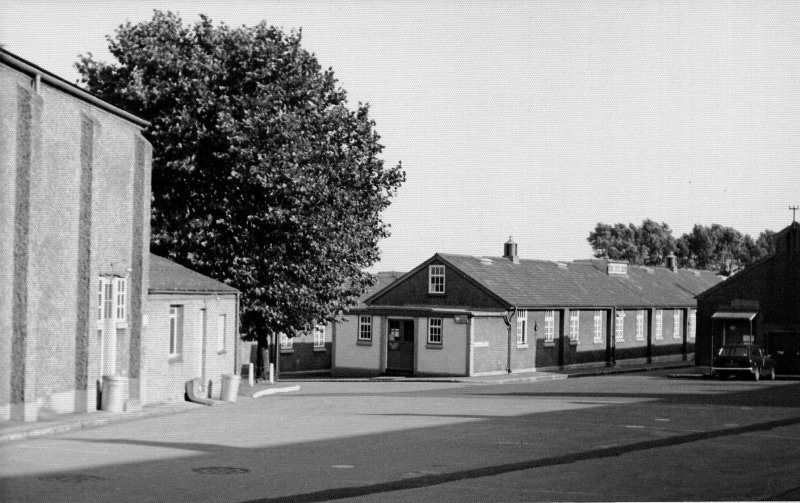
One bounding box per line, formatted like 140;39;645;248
220;374;241;402
101;375;129;413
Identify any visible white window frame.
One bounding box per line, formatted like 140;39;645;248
102;278;113;320
428;265;445;294
615;311;625;342
217;314;227;353
544;311;555;343
428;318;443;344
570;311;580;343
98;277;107;321
280;333;293;351
114;277;127;322
516;310;528;345
313;325;326;348
358;316;373;341
169;306;180;357
593;311;603;344
655;309;664;341
673;311;682;340
688;311;696;340
635;310;645;342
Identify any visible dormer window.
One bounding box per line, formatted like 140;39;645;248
428;265;445;294
608;262;628;275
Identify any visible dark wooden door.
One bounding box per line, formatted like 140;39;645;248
768;332;800;374
386;319;414;373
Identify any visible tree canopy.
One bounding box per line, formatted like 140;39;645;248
588;220;775;275
587;219;676;266
76;11;405;339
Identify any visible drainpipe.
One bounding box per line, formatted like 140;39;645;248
610;306;617;367
504;306;517;374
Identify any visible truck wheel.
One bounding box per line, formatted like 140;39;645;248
753;368;760;381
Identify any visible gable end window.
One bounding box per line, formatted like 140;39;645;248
428;265;445;294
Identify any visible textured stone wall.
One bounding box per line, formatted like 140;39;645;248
0;62;151;420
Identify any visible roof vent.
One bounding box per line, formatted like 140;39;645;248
557;262;568;269
607;261;628;275
503;236;519;264
478;257;493;265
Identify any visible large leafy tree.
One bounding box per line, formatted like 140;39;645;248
76;12;404;350
587;219;675;266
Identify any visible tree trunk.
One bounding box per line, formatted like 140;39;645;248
256;334;270;381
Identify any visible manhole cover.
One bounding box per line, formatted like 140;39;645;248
39;474;104;483
192;467;250;475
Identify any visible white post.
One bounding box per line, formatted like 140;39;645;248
246;363;254;387
269;363;274;383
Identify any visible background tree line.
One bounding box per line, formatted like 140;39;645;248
588;219;776;276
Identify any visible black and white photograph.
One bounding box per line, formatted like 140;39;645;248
1;1;800;501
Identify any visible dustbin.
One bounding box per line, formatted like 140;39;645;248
220;374;241;402
101;375;128;412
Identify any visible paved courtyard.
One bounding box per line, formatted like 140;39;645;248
1;372;800;502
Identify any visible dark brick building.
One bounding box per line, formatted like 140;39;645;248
696;222;800;373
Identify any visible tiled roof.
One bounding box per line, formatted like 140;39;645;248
149;254;239;294
353;271;405;308
438;254;722;308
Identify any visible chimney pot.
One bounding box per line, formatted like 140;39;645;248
504;236;519;264
666;253;678;272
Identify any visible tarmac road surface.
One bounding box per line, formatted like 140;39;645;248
1;373;800;502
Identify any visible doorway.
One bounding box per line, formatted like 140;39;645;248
386;319;415;374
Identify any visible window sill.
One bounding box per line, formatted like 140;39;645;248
280;348;294;354
217;350;227;355
543;341;555;348
426;343;443;350
168;355;182;363
313;347;327;352
569;340;579;346
516;343;529;349
593;339;603;345
356;339;373;346
115;321;129;329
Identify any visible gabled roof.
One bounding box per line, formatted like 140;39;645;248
695;254;775;300
149;254;239;294
374;253;721;309
352;271;405;308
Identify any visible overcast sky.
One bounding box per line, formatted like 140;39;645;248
2;1;799;272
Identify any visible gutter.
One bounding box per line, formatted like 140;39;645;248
1;48;150;129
